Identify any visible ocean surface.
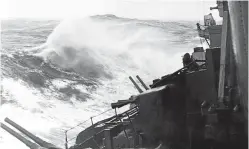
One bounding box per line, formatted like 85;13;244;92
1;15;203;148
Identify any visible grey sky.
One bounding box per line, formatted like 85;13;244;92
0;0;221;21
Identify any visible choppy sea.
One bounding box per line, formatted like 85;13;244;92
1;15;203;148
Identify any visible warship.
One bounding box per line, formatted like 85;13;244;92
1;1;248;149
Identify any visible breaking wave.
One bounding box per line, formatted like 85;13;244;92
1;15;201;148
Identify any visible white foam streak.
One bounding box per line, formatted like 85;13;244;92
1;78;41;109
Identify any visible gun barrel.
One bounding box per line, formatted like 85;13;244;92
0;122;40;149
111;100;132;109
136;75;149;90
210;6;218;10
129;76;143;93
4;118;58;149
111;97;137;109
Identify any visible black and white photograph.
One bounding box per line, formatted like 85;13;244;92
0;0;248;149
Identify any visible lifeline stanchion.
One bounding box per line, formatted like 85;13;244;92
90;117;94;125
65;131;68;149
63;108;114;148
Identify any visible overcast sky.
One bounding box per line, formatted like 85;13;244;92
0;0;221;21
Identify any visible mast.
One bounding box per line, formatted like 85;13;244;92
227;1;248;134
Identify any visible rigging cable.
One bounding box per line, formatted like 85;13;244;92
198;0;204;47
